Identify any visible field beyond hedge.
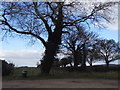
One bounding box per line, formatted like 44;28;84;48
3;66;119;80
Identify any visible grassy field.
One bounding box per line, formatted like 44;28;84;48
3;67;119;80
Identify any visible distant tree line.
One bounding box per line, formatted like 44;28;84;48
60;26;120;69
38;34;120;70
38;26;120;72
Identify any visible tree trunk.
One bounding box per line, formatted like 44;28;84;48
70;62;73;67
41;28;62;74
106;60;109;69
105;57;109;71
41;42;59;74
90;58;93;67
41;3;63;74
74;52;78;68
81;43;86;68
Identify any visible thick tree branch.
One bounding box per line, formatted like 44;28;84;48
48;14;57;25
1;17;47;48
100;51;106;58
63;2;116;27
33;2;52;36
108;55;120;63
46;2;56;15
63;10;95;27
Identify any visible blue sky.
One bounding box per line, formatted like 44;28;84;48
1;29;118;50
93;28;118;42
0;25;118;67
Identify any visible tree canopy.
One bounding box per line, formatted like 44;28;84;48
0;1;119;74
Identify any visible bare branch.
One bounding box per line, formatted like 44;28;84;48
1;15;47;48
63;2;117;27
33;2;52;36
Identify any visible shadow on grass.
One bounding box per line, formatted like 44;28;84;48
3;71;119;80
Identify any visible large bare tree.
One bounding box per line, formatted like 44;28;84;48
96;39;120;68
0;1;118;74
62;25;98;68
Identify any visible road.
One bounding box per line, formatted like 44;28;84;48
2;79;118;88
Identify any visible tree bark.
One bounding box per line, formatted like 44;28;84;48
105;57;109;71
70;62;73;67
90;58;93;67
41;3;63;74
41;41;59;74
105;60;109;69
81;43;87;68
73;51;78;68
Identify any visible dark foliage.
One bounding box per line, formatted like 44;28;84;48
2;60;14;76
65;65;119;72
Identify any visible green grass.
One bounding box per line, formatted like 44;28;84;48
3;67;119;80
50;72;119;79
3;67;40;80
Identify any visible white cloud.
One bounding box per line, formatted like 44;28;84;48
0;50;44;67
66;0;120;3
102;21;118;31
99;4;118;31
104;5;118;31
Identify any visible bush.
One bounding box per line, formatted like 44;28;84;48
66;65;119;72
2;60;14;76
